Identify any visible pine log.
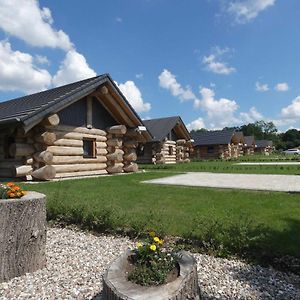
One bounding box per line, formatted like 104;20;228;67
9;143;35;157
107;163;124;174
31;165;56;180
40;114;60;126
33;151;53;164
97;148;108;155
52;155;107;165
107;138;122;147
176;139;186;145
35;132;56;145
53;138;106;148
13;165;33;177
107;152;123;162
123;163;138;173
107;125;127;135
54;131;107;142
26;158;33;165
52;163;107;173
47;146;84;156
55;169;108;178
123;140;138;148
123;150;137;162
46;125;106;136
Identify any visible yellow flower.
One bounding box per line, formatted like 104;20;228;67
150;244;156;251
153;237;160;243
149;231;156;237
136;242;142;248
158;239;163;245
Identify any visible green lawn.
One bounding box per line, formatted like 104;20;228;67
140;158;300;175
25;171;300;272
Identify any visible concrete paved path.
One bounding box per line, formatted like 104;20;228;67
235;162;300;165
144;172;300;192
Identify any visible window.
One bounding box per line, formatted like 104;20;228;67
168;146;173;155
83;138;96;158
137;144;145;156
207;146;214;154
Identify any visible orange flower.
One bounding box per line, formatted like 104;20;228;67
7;182;15;187
14;186;20;191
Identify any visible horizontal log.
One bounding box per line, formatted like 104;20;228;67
54;131;107;142
176;139;186;145
31;165;56;180
123;163;138;173
14;165;33;177
52;155;107;165
123;140;138;148
52;163;107;173
97;148;108;155
163;140;176;145
47;146;84;156
9;143;35;157
26;158;33;165
40;114;60;126
107;163;124;174
34;132;56;145
53;138;107;148
123;150;137;162
55;169;108;178
107;152;123;162
33;151;53;164
46;125;106;136
107;125;127;135
107;139;122;147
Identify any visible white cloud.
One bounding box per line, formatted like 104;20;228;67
202;47;235;75
35;55;50;65
0;40;51;93
281;96;300;119
52;50;96;86
196;87;239;128
135;73;143;79
0;0;72;50
117;80;151;113
158;69;198;102
115;17;123;23
227;0;276;23
187;118;206;131
240;106;263;123
275;82;289;92
255;81;269;92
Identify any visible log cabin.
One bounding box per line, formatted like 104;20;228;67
243;136;256;155
191;130;243;160
255;140;274;155
0;74;152;180
136;116;192;164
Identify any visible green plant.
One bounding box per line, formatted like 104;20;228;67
128;231;178;286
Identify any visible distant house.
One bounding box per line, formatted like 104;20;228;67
243;135;256;155
255;140;274;155
191;130;243;160
137;116;192;164
0;74;152;180
234;131;245;157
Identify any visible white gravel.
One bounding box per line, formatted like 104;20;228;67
0;227;299;300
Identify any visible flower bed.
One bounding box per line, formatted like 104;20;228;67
0;186;46;282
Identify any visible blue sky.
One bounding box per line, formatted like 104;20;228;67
0;0;299;131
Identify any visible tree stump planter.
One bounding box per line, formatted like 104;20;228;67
103;250;201;300
0;192;46;282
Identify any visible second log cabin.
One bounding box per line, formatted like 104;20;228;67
0;74;152;180
137;116;192;164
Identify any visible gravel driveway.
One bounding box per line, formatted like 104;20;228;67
144;172;300;192
0;227;299;300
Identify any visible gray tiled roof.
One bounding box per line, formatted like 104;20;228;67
244;136;255;146
191;130;235;146
0;74;145;132
256;140;273;148
143;116;190;142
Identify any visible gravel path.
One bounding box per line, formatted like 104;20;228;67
144;172;300;192
0;227;299;300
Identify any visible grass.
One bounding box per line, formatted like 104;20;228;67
24;171;300;273
140;156;300;175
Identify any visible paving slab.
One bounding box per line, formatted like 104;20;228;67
143;172;300;192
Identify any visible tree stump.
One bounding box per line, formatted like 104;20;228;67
0;192;46;282
103;250;201;299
